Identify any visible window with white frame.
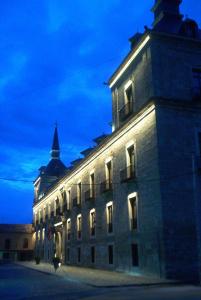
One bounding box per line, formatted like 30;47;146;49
128;193;138;230
77;182;82;205
90;209;96;237
90;172;95;198
119;80;134;122
106;202;113;234
77;214;82;239
106;160;112;189
67;218;71;240
67;189;71;210
126;144;135;178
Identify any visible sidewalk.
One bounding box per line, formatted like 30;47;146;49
17;261;177;288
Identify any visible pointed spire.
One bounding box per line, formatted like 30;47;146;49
51;124;60;159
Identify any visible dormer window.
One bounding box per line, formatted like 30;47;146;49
119;80;134;122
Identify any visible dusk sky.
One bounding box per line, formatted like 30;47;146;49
1;0;201;224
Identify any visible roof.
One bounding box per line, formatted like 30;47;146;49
45;159;67;177
0;224;33;233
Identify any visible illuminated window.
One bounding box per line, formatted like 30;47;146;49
121;144;135;182
77;214;82;239
67;189;71;210
61;190;67;212
77;182;82;205
55;198;60;216
119;81;133;122
128;194;138;230
67;219;71;240
90;209;96;237
90;173;95;198
106;202;113;234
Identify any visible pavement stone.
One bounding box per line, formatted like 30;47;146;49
16;261;177;287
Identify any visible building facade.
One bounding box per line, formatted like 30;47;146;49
33;0;201;282
0;224;34;261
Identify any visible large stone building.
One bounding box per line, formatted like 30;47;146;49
33;0;201;282
0;224;34;261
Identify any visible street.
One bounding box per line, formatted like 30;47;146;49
0;263;201;300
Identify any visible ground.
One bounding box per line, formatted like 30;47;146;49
0;263;201;300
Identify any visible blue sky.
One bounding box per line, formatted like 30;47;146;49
0;0;201;224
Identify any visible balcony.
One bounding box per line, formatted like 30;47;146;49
130;218;137;230
85;189;95;202
100;180;112;194
119;101;133;122
120;165;136;183
192;87;201;101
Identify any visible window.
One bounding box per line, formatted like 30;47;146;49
55;198;60;216
131;243;139;266
106;160;112;190
108;245;113;265
67;189;71;210
23;238;29;249
106;202;113;234
77;214;82;239
192;68;201;99
128;194;138;230
5;239;10;250
90;173;95;198
90;209;96;237
61;190;67;211
77;182;82;205
119;81;133;122
121;144;136;182
77;247;81;263
91;246;95;263
67;219;71;240
67;248;70;262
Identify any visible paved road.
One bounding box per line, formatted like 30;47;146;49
0;263;201;300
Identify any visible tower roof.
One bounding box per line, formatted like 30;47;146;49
52;125;59;151
51;125;60;159
152;0;183;34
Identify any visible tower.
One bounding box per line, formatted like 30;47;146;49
152;0;183;33
34;126;66;203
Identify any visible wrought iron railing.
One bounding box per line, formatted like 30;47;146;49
85;189;95;201
120;165;136;182
100;180;112;194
